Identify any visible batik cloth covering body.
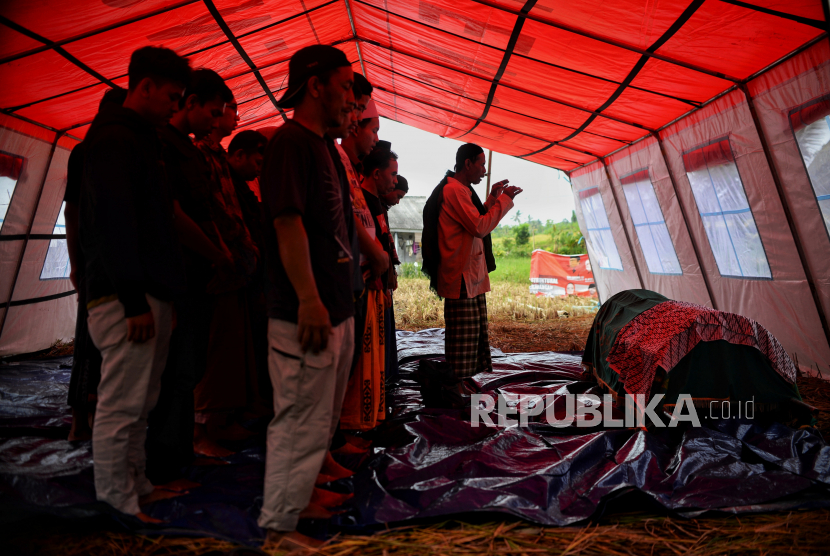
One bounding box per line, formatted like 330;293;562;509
607;299;798;398
444;289;492;378
340;289;385;429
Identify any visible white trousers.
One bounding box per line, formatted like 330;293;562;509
257;317;354;532
87;295;172;515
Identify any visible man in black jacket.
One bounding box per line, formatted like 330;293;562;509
80;46;189;519
146;69;236;483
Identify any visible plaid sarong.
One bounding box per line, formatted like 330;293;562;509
445;293;492;378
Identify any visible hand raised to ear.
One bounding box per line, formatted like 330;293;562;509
504;186;523;199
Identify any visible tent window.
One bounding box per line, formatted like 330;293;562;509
620;169;682;275
683;138;771;279
0;151;24;232
40;201;71;280
790;97;830;240
578;187;623;271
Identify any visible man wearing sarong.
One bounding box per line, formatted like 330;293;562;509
426;143;521;377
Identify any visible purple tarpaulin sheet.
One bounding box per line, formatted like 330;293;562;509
1;329;828;544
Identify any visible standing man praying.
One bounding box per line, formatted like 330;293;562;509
426;143;522;377
257;45;356;551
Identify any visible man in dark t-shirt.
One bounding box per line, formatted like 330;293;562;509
257;45;355;551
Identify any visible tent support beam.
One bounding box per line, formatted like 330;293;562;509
357;38;653;134
738;83;830;354
468;0;740;83
600;159;645;289
373;84;602;160
459;0;537;137
201;0;287;122
0;131;64;342
651;131;718;309
0;16;116;89
344;0;367;78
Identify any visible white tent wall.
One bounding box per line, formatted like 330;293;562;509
655;88;830;376
604;136;714;307
1;118;57;311
570;162;643;302
0;115;78;356
748;40;830;355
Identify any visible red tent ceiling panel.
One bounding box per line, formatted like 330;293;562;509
1;0;183;43
0;25;44;60
655;2;823;79
630;58;732;104
360;43;494;104
522;0;695;51
0;0;825;171
0;49;101;109
62;3;223;80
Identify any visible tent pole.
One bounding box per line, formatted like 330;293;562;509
486;149;492;197
566;170;602;305
651;131;718;309
600;160;645;289
344;0;367;78
738;83;830;354
201;0;287;122
0;132;64;342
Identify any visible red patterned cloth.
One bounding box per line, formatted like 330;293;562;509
606;301;797;398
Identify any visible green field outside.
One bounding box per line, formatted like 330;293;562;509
400;255;531;284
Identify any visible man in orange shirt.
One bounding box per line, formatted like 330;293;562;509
433;144;522;377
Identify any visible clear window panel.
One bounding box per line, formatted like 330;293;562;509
0;175;17;232
683;138;771;279
791;99;830;238
620;169;682;275
40;201;71;280
578;187;623;270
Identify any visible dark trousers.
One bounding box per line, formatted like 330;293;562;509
67;278;102;410
145;291;213;484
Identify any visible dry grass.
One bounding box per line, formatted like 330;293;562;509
13;510;830;555
395;278;597;331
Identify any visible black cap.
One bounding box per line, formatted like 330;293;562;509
277;45;351;109
394;175;409;193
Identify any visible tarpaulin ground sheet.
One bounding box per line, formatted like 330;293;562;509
1;329;829;545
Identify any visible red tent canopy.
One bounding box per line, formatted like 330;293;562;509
1;0;825;171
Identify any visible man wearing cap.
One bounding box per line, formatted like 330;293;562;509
257;44;356;551
423;143;522;378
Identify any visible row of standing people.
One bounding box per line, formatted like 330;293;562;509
65;43;405;541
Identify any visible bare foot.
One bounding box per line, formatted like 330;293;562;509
193;425;235;458
263;529;324;551
315;472;337;485
332;442;367;455
310;487;353;509
342;434;371;449
139;487;187;506
320;452;353;480
136;512;164;524
298;502;334;520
